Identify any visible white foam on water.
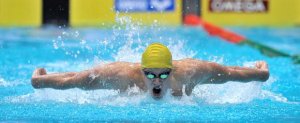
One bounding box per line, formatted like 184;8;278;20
192;76;295;104
6;85;148;106
6;86;197;106
0;77;24;87
0;77;10;87
193;81;263;104
112;40;144;62
7;76;291;106
209;55;224;64
167;41;197;60
6;66;293;106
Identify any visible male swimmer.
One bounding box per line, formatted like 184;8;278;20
32;43;269;99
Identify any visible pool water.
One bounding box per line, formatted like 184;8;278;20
0;22;300;122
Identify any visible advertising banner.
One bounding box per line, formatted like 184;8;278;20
209;0;268;13
115;0;175;12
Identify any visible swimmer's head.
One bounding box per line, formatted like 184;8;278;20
142;68;172;99
142;43;172;69
142;43;172;99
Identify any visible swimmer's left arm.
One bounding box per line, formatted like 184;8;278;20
203;61;269;84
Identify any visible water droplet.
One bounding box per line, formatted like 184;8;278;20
74;31;79;37
80;40;86;44
53;43;58;49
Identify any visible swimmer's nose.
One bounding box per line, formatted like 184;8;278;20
153;78;160;85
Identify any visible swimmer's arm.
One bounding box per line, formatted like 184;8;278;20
202;61;269;84
31;68;103;90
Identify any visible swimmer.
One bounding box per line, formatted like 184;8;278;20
32;43;269;99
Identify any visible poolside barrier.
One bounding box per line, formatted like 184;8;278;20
0;0;41;26
184;14;300;64
1;0;300;27
201;0;300;26
70;0;182;27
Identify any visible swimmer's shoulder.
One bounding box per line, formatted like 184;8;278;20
105;62;144;89
172;58;214;74
172;58;207;68
94;61;141;69
90;61;141;76
172;58;214;83
93;61;143;80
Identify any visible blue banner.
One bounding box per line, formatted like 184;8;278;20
115;0;175;12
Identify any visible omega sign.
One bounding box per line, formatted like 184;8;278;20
209;0;268;13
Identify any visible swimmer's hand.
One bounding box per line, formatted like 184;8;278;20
254;61;269;82
31;68;48;88
255;61;269;71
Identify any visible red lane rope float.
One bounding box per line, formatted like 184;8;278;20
184;14;245;43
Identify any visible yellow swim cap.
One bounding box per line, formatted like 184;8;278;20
142;43;172;68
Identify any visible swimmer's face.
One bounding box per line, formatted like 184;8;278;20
142;68;172;99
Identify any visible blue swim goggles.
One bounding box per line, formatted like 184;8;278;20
143;71;171;80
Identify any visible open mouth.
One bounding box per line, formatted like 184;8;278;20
152;87;161;97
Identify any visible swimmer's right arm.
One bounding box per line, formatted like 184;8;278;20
31;68;104;90
31;64;136;91
31;62;137;90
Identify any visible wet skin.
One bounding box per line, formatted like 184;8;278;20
32;58;269;99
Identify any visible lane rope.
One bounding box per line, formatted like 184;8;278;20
184;14;300;64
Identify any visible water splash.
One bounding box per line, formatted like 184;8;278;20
167;41;197;60
5;74;295;106
192;76;294;104
5;86;196;106
112;15;197;62
13;14;294;107
209;55;224;64
0;77;10;87
0;77;24;87
6;86;146;106
193;82;263;104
